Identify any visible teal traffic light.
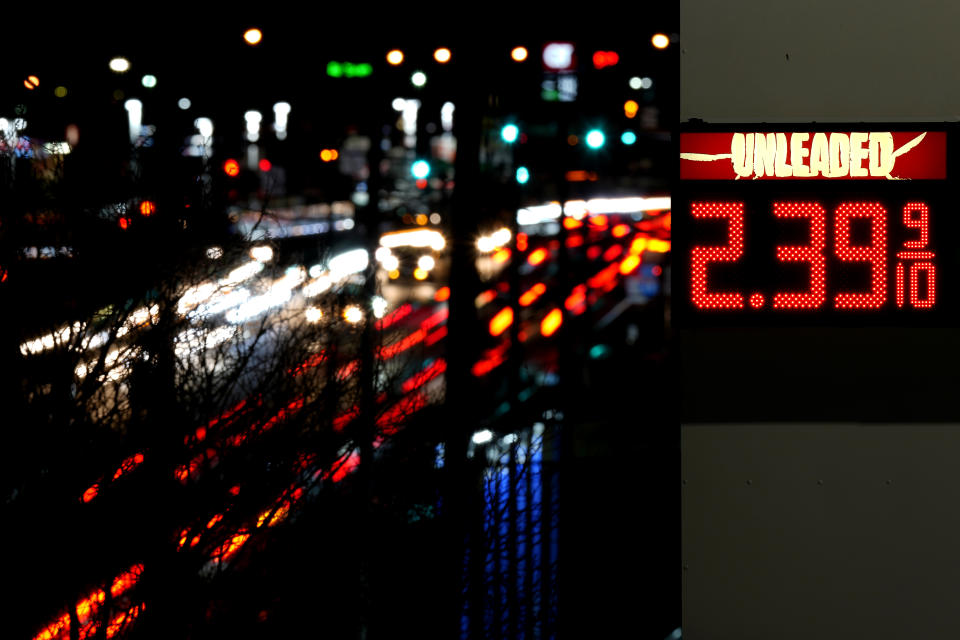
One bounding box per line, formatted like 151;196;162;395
585;129;605;149
516;166;530;184
621;130;637;145
411;160;431;179
501;124;519;143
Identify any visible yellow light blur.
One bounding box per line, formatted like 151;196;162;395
26;75;39;87
624;100;639;118
244;28;262;45
389;269;400;279
489;307;514;336
511;46;528;62
387;49;404;65
305;307;323;323
434;48;451;63
54;86;67;98
652;33;670;49
540;308;563;337
415;213;428;225
413;267;429;280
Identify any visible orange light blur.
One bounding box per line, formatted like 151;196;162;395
207;513;223;529
603;245;623;262
82;484;99;503
216;532;250;562
567;135;579;146
434;286;450;301
620;254;641;275
492;248;511;264
118;217;130;230
319;149;339;162
139;200;156;216
511;46;528;62
223;158;240;176
489;307;514;336
612;223;630;238
565;170;598;182
540;308;563;337
527;247;548;266
563;217;582;230
565;285;587;311
652;33;670;49
387;49;404;65
630;236;648;254
519;282;547;306
516;232;528;251
244;28;262;45
110;564;144;598
476;289;497;307
434;48;451;63
624;100;639;118
588;214;609;228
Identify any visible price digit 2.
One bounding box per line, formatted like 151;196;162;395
690;202;745;309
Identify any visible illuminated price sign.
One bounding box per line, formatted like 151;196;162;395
675;125;955;325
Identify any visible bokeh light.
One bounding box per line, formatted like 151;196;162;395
244;28;262;45
223;159;240;177
411;71;427;87
511;46;528;62
387;49;404;65
434;48;451;63
141;74;157;88
652;33;670;49
109;57;130;73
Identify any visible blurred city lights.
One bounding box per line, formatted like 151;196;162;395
441;102;454;131
411;159;430;179
124;99;142;144
511;46;528;62
516;166;530;184
250;245;274;262
223;159;240;177
109;57;130;73
24;75;39;90
434;48;451;63
386;49;404;65
641;77;653;89
258;158;272;171
243;28;262;45
244;110;262;142
567;135;578;146
392;97;406;111
54;86;67;98
372;296;388;318
139;201;156;216
585;129;605;149
195;117;213;138
411;71;427;87
621;130;637;145
380;228;446;251
319;149;339;162
273;101;290;139
178;97;191;110
429;213;442;224
305;307;323;323
500;123;519;143
343;305;363;323
417;255;436;271
141;74;157;88
624;100;639;118
629;76;643;89
472;430;494;445
413;267;428;280
652;33;670;49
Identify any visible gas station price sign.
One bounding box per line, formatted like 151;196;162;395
675;125;957;326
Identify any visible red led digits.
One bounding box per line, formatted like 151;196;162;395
833;202;888;309
772;202;827;309
690;202;745;309
896;202;937;309
902;202;930;249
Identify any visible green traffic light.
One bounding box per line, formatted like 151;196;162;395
586;129;605;149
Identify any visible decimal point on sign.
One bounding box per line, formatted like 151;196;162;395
749;293;765;308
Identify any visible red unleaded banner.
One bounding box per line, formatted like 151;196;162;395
680;131;946;180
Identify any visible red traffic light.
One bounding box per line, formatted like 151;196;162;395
592;51;619;69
